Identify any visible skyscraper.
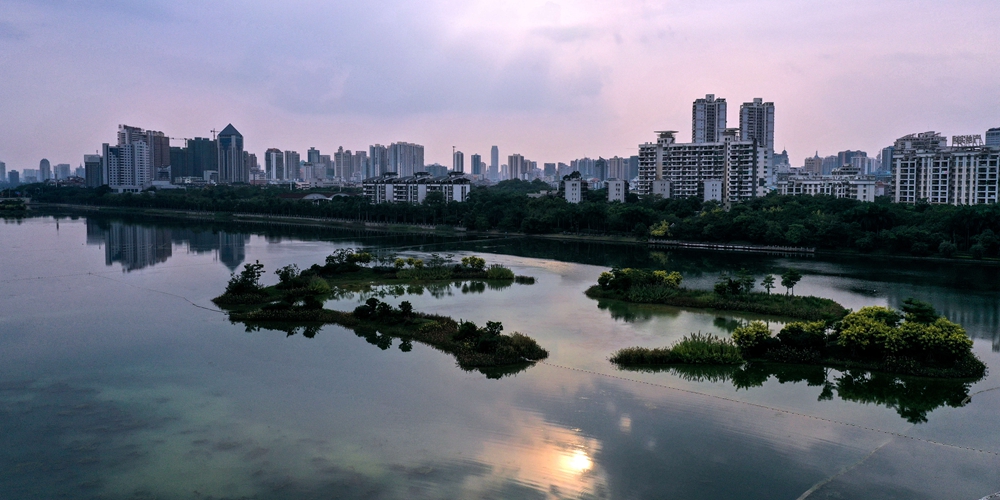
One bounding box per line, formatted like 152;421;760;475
55;164;71;180
0;162;5;183
508;154;526;180
285;150;301;180
334;147;352;180
265;148;284;180
8;170;18;184
693;94;727;143
739;98;774;151
307;148;320;164
490;146;499;180
388;142;424;177
471;154;482;175
216;124;245;184
39;159;51;181
84;154;102;187
369;145;388;178
453;150;464;173
986;128;1000;147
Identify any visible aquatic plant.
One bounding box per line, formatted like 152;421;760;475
610;333;743;366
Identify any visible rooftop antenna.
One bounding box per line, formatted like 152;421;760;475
210;129;218;141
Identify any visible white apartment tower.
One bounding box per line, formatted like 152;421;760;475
739;98;775;151
894;131;1000;205
693;94;727;143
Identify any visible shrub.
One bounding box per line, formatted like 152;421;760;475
508;332;548;360
225;260;265;295
653;270;683;288
485;264;515;280
307;277;331;294
970;244;986;260
275;264;300;284
776;321;827;351
732;321;774;357
461;256;487;271
610;333;743;366
938;241;957;257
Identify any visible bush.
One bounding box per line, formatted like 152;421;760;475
275;264;301;284
307;277;331;294
776;321;827;351
610;333;743;366
732;321;774;357
938;241;957;257
461;256;486;271
970;244;986;260
485;264;515;280
225;260;265;295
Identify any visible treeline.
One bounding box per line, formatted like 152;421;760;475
24;180;1000;258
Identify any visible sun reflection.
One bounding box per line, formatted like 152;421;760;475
560;449;593;475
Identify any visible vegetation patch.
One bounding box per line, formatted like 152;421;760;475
213;254;548;377
610;333;743;366
587;267;847;322
611;299;985;380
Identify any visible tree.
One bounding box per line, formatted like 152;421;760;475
901;298;937;324
736;268;755;294
780;269;803;296
761;274;776;295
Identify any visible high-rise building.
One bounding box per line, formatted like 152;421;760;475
284;151;300;180
821;156;839;175
8;171;18;184
39;159;51;181
490;146;499;180
508;154;527;180
636;129;767;203
319;154;332;179
217;124;245;184
0;162;5;183
55;163;71;180
608;157;628;180
369;145;388;179
986;128;1000;147
84;154;102;187
692;94;727;143
803;153;823;175
594;157;608;181
334;147;352;180
543;163;556;177
740;98;775;151
388;142;424;177
453;150;464;173
628;156;640;179
880;147;894;175
893;131;1000;205
352;151;368;182
307;147;321;164
838;150;866;170
186;138;217;178
471;154;483;176
265;148;284;180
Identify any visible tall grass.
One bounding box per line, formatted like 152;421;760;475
610;333;743;366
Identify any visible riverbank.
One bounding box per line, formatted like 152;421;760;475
29;202;1000;265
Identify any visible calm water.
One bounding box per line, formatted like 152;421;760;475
2;212;999;499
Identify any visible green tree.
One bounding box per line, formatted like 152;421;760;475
780;269;803;296
761;274;776;294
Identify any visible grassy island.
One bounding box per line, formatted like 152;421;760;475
610;299;987;380
586;267;848;322
213;253;547;376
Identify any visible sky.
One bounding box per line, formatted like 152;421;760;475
1;0;998;171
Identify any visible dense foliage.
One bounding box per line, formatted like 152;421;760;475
27;181;1000;258
589;267;847;322
610;333;743;366
730;300;986;378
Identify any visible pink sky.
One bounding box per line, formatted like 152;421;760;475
1;0;998;170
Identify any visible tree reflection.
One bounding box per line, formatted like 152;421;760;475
618;362;977;424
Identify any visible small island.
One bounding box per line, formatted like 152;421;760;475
610;299;986;380
586;267;848;322
213;252;548;376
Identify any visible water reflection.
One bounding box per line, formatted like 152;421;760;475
325;280;514;302
621;363;976;424
84;219;248;272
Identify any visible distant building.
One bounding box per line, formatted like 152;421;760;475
104;124;168;192
84;154;102;187
39;159;51;181
54;163;71;180
388;142;424;177
307;148;321;164
803;153;823;175
607;178;628;202
651;180;670;198
740;98;774;151
986;128;1000;147
334;147;352;180
363;172;471;203
508;154;527;180
636;129;768;204
217;124;245;184
490;146;499;181
471;154;482;176
285;150;300;180
453;150;464;173
425;163;449;177
893;131;1000;205
693;94;727;143
0;162;5;183
559;171;588;204
8;170;19;184
778;175;876;202
369;145;388;178
265;148;284;180
608;156;628;180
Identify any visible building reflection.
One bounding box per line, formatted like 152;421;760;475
86;219;249;273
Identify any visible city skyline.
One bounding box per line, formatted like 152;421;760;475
1;1;999;170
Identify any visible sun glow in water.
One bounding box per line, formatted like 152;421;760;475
560;449;593;475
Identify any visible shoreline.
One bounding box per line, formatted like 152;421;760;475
27;202;1000;265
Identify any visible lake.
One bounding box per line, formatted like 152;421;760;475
2;211;999;499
